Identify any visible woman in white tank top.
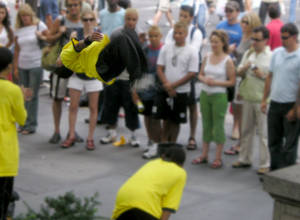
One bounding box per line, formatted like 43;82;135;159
192;30;235;169
0;3;13;47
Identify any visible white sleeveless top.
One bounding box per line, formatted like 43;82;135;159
0;27;9;46
202;53;230;94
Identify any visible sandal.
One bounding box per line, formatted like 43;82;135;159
86;139;95;151
224;146;240;155
21;130;35;135
210;159;223;169
61;138;76;149
192;156;208;165
186;137;197;150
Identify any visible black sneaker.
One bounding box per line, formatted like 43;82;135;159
48;133;61;144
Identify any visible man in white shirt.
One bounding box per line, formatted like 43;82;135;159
165;5;202;151
143;21;198;158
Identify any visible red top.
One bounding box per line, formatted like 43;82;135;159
266;19;284;51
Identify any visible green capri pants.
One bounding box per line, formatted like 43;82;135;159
200;91;228;144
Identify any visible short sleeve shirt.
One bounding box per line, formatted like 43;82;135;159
112;159;187;219
216;21;242;46
157;43;199;93
269;47;300;103
15;21;47;69
99;8;125;37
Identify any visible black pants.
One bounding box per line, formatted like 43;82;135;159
117;208;158;220
268;101;300;171
0;177;14;220
101;80;139;131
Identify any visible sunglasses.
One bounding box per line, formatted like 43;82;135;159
281;35;292;40
67;3;79;8
251;37;264;42
83;18;95;22
225;8;234;13
241;20;249;25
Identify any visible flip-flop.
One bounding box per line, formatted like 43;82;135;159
192;157;208;165
210;159;223;169
21;130;35;135
224;146;239;155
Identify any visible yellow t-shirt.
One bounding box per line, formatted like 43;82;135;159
60;35;115;85
0;80;27;177
112;158;187;219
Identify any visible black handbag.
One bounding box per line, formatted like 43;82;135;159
227;86;235;102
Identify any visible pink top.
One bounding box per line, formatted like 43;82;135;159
266;19;284;51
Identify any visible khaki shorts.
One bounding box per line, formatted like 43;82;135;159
50;73;68;100
158;0;171;12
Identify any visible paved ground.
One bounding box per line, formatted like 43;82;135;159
11;0;300;219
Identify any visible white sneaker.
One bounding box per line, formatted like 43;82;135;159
100;131;116;144
142;144;158;159
141;140;154;152
146;19;153;25
129;136;140;147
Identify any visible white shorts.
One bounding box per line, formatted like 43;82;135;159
159;0;171;12
67;75;103;93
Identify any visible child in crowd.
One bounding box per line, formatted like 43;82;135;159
144;21;198;158
132;25;163;156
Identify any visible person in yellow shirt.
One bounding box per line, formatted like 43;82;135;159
112;144;187;220
0;47;27;220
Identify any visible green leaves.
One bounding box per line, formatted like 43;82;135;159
15;192;109;220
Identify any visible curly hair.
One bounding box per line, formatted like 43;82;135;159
210;30;229;53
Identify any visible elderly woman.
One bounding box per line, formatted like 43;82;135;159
13;3;47;135
192;30;235;169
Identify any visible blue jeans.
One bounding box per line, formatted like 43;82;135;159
19;67;43;132
289;0;297;22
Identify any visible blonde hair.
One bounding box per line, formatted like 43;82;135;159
125;8;138;18
81;9;96;20
148;25;162;36
15;3;39;29
242;12;262;31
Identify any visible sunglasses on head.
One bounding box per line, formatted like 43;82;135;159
83;18;95;22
